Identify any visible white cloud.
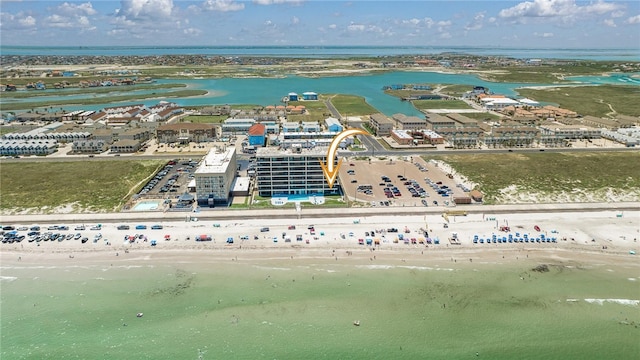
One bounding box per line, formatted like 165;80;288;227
328;23;337;29
202;0;244;12
44;2;98;30
610;10;624;18
18;14;36;27
398;17;435;29
183;27;202;35
603;18;616;27
291;16;299;25
1;11;37;29
119;0;174;19
56;2;97;16
499;0;623;22
347;22;365;32
402;18;421;26
533;32;554;37
625;15;640;24
464;12;485;31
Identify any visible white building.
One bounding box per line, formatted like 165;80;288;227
194;147;237;207
256;146;341;197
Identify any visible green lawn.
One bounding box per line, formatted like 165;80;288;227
429;152;640;204
0;160;164;213
516;85;640;117
330;94;378;116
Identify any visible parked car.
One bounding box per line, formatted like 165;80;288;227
260;227;270;232
117;225;130;230
135;225;147;230
151;224;163;230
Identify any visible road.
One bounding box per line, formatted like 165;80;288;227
1;202;637;224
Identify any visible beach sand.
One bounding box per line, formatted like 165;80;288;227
2;208;638;263
2;209;639;359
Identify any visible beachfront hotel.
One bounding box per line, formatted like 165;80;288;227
256;146;341;198
194;147;237;207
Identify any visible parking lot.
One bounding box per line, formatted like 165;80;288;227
136;158;199;197
338;157;468;207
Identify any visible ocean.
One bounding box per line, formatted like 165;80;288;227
2;253;638;359
2;45;639;61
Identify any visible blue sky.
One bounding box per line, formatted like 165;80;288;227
1;0;639;48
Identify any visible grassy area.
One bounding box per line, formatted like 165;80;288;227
478;62;627;83
516;85;640;117
429;152;640;204
438;84;475;97
181;115;227;124
1;89;208;112
330;94;378;116
413;99;472;110
0;84;186;99
0;160;164;213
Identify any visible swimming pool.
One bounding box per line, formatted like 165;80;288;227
270;194;325;206
132;200;161;211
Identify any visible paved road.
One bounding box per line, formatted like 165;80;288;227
1;202;637;224
2;141;635;164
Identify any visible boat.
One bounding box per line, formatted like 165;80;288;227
136;312;144;318
353;320;360;326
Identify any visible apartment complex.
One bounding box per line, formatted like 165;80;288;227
156;123;217;143
256;146;341;197
194;147;237;207
392;113;427;130
369;113;394;136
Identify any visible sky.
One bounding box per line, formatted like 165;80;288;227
1;0;639;48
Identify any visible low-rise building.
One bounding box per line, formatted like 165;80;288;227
222;118;255;134
119;128;150;142
425;113;456;130
248;123;266;147
392;113;427;130
282;122;300;132
483;126;539;147
369;113;394;136
110;139;142;153
0;139;58;156
156;123;217;143
72;140;108;153
302;121;321;132
445;113;478;127
539;124;601;139
325;117;343;132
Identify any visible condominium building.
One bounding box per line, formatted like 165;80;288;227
392;113;427;130
194;147;237;207
256;146;341;197
369;113;394;136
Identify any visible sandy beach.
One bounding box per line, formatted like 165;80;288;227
2;207;639;359
2;207;638;262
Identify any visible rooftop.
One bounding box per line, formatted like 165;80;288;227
195;147;236;174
